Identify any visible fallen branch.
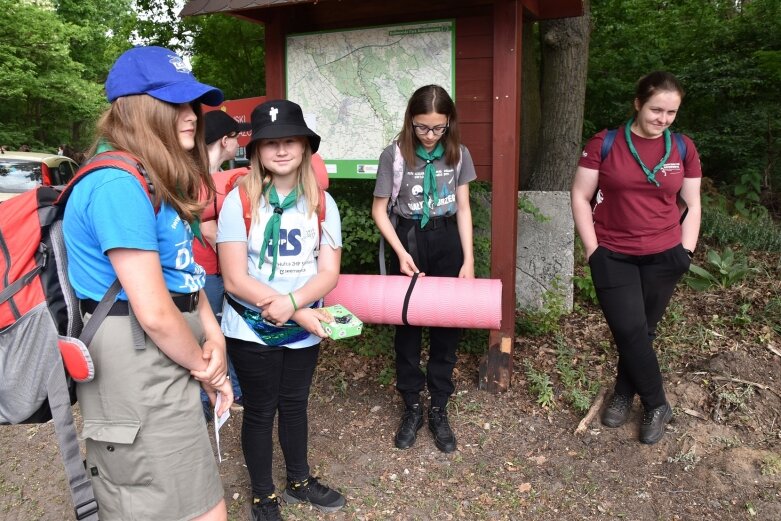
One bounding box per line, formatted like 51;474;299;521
765;343;781;358
711;375;781;400
681;407;708;420
575;387;607;435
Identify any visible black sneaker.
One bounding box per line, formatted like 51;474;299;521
251;494;282;521
428;406;456;453
639;403;673;444
601;393;633;428
281;476;345;513
394;403;424;449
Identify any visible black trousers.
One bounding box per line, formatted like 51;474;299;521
227;337;319;498
588;243;691;410
391;216;463;409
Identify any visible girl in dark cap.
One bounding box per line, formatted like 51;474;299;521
218;99;345;521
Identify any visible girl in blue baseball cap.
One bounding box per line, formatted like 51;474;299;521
217;99;345;520
63;46;231;521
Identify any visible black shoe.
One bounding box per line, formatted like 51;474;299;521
251;494;282;521
281;476;346;513
639;403;673;444
601;393;633;428
394;404;424;449
428;406;456;453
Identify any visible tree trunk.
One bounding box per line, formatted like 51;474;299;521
527;2;591;191
520;21;540;190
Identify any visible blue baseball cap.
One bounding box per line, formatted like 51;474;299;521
105;46;224;106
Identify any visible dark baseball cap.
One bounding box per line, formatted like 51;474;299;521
105;46;223;106
204;110;252;145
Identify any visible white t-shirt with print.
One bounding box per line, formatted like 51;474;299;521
217;187;342;348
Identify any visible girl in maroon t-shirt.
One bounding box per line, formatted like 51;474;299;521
571;71;702;445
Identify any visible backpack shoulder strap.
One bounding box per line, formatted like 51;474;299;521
390;141;404;209
56;151;156;211
600;128;619;161
673;133;687;161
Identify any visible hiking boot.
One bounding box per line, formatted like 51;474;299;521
251;494;282;521
394;403;424;449
639;403;673;444
281;476;346;513
601;393;633;428
428;406;456;453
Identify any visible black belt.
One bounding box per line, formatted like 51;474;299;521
80;292;200;316
398;214;456;232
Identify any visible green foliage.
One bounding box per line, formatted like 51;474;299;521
732;169;763;218
339;323;394;358
572;266;598;305
459;328;489;355
327;180;381;274
516;279;567;337
686;247;754;290
518;195;550;223
189;14;266;99
588;0;781;216
554;335;598;413
470;181;492;278
701;204;781;252
524;360;555;408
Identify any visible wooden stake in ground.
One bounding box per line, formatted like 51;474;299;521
575;387;607;435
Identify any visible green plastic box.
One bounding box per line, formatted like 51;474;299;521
320;304;363;340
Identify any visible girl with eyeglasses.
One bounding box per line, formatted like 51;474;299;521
371;84;476;454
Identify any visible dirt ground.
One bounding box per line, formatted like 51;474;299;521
2;253;780;521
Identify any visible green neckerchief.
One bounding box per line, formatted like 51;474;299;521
260;185;299;280
415;142;444;228
96;140;205;244
624;117;671;187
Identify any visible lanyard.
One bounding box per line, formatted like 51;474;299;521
624;117;671;187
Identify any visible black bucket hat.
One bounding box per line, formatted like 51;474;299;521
247;99;320;157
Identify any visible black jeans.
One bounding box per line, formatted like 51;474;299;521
588;243;691;410
391;216;463;409
226;337;320;498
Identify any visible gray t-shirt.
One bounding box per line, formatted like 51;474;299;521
373;143;477;220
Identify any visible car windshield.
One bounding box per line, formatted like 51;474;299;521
0;159;41;192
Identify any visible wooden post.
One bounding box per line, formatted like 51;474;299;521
263;11;286;97
478;0;522;393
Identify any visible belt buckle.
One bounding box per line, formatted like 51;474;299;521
189;291;199;311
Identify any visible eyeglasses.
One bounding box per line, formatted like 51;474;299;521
412;123;449;136
226;131;240;139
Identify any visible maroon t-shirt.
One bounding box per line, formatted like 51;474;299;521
578;126;702;255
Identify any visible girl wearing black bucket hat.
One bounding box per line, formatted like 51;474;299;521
217;99;345;520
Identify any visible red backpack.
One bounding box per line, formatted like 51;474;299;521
202;153;329;240
0;151;154;521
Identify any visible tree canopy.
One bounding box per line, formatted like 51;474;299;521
587;0;780;215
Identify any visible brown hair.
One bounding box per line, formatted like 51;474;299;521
634;71;685;115
90;96;213;222
398;85;462;167
241;138;319;228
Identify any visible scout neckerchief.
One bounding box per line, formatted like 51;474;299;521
624;117;671;187
260;185;299;280
415;142;444;228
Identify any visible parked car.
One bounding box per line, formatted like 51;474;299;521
0;152;79;202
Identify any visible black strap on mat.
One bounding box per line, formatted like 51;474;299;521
401;272;420;326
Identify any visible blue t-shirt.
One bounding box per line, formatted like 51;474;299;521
217;187;342;348
63;167;205;301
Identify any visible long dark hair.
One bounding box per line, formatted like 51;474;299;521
398;84;461;167
634;71;685;115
